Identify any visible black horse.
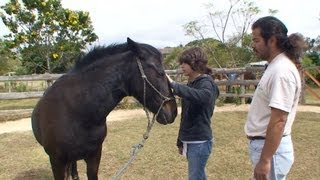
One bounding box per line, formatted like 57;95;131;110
31;38;177;179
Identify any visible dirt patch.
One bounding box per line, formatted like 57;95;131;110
0;104;319;134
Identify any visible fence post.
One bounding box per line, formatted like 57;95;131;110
8;73;11;93
300;68;305;104
7;72;16;93
240;74;245;104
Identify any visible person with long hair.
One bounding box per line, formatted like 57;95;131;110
244;16;305;180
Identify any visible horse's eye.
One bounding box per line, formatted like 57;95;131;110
153;65;165;76
146;62;164;76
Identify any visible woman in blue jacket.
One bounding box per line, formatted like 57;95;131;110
167;47;220;180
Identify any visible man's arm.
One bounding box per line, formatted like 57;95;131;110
254;107;288;180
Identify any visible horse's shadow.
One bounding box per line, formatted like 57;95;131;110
13;168;52;180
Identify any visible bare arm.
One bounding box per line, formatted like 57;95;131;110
254;107;288;180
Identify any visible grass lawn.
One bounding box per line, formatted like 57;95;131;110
0;98;39;110
304;87;320;105
0;111;319;179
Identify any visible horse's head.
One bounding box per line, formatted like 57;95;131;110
127;38;177;125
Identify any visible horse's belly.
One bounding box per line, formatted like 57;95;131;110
43;123;107;160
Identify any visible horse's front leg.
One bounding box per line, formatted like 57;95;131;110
84;145;103;180
49;156;68;180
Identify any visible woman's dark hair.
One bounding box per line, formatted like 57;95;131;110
178;47;212;74
252;16;305;65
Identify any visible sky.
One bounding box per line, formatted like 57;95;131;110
0;0;319;48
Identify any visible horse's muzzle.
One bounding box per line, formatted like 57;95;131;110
156;100;177;124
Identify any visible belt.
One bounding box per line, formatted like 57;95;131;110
247;136;265;140
247;134;288;140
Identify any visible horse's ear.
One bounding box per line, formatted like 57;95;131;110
127;37;143;58
127;37;135;46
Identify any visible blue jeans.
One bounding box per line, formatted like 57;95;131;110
187;140;213;180
249;135;294;180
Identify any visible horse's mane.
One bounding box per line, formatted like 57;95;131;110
73;43;129;71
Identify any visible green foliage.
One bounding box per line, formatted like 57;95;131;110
162;37;257;70
0;0;98;74
14;82;27;92
163;46;185;69
0;39;21;75
304;36;320;77
303;36;320;85
302;56;320;86
181;0;262;68
183;20;206;40
302;56;316;67
3;81;27;92
305;36;320;55
306;51;320;66
0;58;21;75
14;65;29;75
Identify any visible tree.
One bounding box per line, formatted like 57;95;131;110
183;0;265;68
305;36;320;66
0;38;21;75
163;46;185;70
0;0;98;74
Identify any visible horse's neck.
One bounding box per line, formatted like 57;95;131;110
96;58;135;115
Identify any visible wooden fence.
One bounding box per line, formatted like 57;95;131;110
167;67;264;104
0;66;319;104
0;67;263;103
0;73;62;100
300;66;320;103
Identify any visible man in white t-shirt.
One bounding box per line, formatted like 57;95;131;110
244;16;305;180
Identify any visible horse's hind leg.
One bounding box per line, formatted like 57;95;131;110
84;146;103;180
71;161;80;180
49;156;68;180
